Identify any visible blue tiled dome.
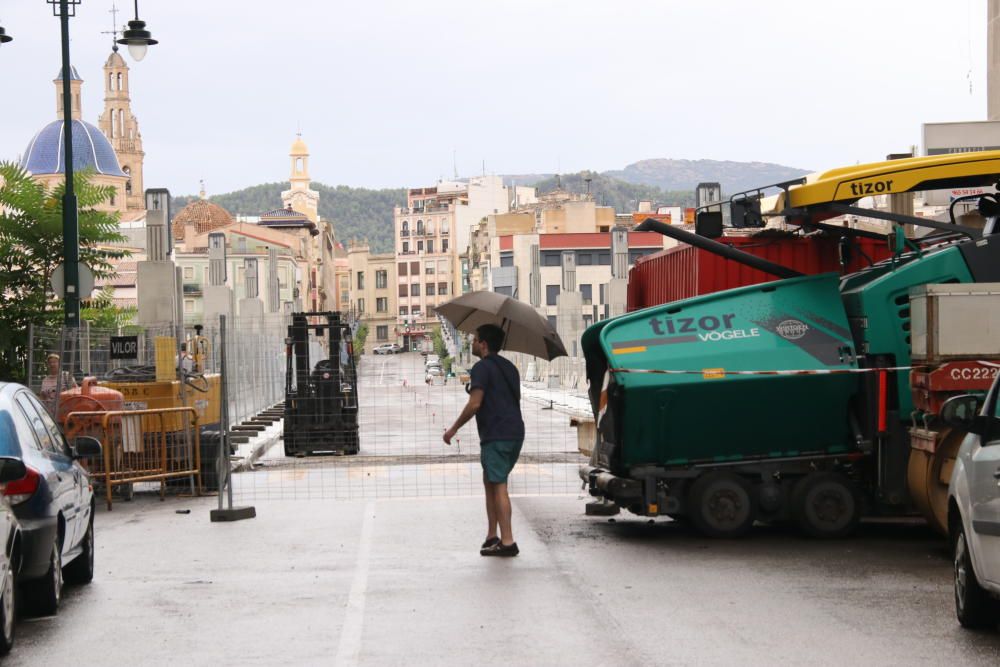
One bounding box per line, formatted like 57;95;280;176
20;120;125;177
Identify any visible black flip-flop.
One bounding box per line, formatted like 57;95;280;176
481;536;500;549
481;542;519;557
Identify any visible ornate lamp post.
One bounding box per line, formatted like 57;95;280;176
39;0;158;325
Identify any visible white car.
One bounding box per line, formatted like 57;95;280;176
373;344;400;355
943;381;1000;629
424;354;440;367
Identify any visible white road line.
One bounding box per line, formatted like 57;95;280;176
335;500;376;666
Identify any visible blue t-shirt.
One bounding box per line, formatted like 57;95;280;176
469;354;524;443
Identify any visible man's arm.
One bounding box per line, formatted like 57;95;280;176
443;388;484;445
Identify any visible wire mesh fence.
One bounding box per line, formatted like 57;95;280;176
28;308;596;505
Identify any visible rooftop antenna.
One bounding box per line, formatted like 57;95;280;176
584;176;592;196
453;149;458;179
482;159;486;177
101;2;121;52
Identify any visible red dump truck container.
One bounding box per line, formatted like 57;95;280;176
627;233;892;311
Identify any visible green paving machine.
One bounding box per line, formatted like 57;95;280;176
581;151;1000;537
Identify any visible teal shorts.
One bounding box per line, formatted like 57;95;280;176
480;439;523;484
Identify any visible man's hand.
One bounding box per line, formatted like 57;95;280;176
443;426;457;445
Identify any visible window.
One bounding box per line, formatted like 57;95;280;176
442;239;449;253
400;306;408;316
426;220;435;234
183;266;195;280
376;270;388;289
425;263;435;275
495;286;513;297
398;284;408;297
398;262;408;276
376;325;389;341
184;299;195;313
546;284;559;306
410;261;419;274
401;221;409;236
410;284;420;296
357;298;365;314
376;297;388;312
441;220;450;234
357;272;365;290
500;254;513;267
416;220;424;235
583;314;593;328
544;253;561;266
581;284;593;305
577;252;593;266
427;240;434;254
15;393;58;452
598;252;611;265
427;307;435;318
599;283;607;305
547;315;557;329
423;282;434;296
402;241;409;253
438;282;447;295
417;240;424;252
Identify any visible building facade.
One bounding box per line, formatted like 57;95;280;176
347;242;398;352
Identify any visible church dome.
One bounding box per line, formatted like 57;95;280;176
290;136;308;155
172;199;235;240
20;119;126;177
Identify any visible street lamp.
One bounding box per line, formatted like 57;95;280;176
29;0;158;326
116;0;157;62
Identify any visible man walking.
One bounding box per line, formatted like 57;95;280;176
443;324;524;557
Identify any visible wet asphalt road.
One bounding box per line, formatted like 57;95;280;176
8;352;1000;664
7;493;1000;666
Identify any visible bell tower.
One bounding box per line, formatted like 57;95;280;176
98;48;145;211
281;134;320;223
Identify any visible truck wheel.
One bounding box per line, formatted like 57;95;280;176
688;472;755;538
792;473;860;539
953;522;997;629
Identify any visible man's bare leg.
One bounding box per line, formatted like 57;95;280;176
484;474;499;541
493;482;514;545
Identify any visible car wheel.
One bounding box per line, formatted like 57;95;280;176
792;472;861;539
26;538;62;617
64;515;95;585
954;522;997;629
688;472;755;538
0;566;15;655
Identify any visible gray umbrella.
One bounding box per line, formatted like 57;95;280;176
437;291;568;361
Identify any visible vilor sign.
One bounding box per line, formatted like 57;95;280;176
109;335;139;360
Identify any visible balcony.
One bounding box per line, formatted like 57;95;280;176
182;284;203;297
400;230;410;237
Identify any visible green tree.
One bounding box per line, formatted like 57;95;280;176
352;323;368;364
81;286;137;329
0;162;128;380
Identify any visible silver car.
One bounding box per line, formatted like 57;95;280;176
943;379;1000;629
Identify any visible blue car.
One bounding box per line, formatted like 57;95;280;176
0;382;101;616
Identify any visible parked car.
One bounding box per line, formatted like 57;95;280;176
0;456;25;655
424;354;440;368
424;365;445;384
373;344;397;355
0;382;101;617
943;378;1000;629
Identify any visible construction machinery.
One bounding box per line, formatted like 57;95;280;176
283;312;360;456
581;151;1000;537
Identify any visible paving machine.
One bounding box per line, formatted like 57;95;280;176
581;151;1000;537
283;311;360;456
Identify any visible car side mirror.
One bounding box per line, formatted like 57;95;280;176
72;436;103;459
0;457;27;484
940;394;986;435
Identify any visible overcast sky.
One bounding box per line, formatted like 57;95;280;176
0;0;988;196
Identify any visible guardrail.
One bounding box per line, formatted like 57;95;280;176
65;407;203;510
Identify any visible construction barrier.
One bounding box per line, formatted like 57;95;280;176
65;407;203;510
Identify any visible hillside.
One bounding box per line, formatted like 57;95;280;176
605;158;811;193
173;183;405;254
169;158;808;254
531;171;694;210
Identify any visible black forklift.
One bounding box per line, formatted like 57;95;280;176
283;311;360;456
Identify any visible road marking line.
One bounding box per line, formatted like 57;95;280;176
335;500;376;667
